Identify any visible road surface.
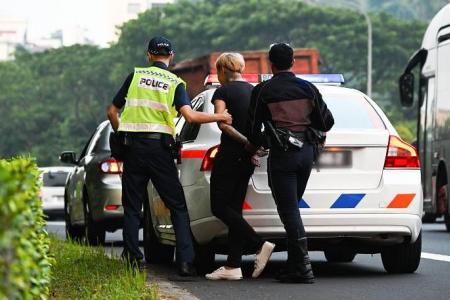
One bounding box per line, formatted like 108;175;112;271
46;221;450;300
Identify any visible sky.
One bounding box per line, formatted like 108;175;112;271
0;0;113;46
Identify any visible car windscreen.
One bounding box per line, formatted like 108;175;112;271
324;94;385;130
43;171;69;187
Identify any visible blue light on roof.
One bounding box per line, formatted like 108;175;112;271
260;74;345;85
296;74;345;84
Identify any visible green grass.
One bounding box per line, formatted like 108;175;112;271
49;237;158;299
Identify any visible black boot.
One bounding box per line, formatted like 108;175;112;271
278;237;315;284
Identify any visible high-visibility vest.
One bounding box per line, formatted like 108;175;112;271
118;66;185;136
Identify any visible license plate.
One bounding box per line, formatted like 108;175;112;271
318;151;352;168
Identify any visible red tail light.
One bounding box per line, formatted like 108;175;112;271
384;136;420;169
200;145;220;171
105;204;120;211
100;158;123;174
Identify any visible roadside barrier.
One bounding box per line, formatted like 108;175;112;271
0;158;52;299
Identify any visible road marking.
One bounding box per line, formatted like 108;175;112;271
421;252;450;263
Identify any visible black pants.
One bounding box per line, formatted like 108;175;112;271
121;138;195;263
210;150;264;268
268;143;314;262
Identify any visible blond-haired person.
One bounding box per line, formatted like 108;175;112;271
205;53;275;281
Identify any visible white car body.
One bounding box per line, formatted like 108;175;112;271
146;75;423;272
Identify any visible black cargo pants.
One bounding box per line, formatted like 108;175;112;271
267;143;315;263
121;137;195;264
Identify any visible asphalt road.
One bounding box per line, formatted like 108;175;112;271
46;221;450;300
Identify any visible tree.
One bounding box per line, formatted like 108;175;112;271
0;0;428;164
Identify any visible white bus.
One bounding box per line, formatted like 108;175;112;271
399;3;450;229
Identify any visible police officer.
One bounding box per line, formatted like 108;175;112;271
107;36;232;275
247;43;334;283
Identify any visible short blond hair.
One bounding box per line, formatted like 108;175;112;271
215;52;245;74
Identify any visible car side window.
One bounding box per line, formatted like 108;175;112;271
78;124;105;162
86;125;104;155
179;95;205;142
78;133;95;162
94;124;112;152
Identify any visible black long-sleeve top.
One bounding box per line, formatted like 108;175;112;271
247;71;331;148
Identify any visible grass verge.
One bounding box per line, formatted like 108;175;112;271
49;237;158;299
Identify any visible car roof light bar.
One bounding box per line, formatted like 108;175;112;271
204;73;345;86
261;74;345;85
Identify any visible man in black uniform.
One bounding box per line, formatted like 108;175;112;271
107;37;232;275
247;43;334;283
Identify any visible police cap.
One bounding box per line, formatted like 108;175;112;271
148;36;174;56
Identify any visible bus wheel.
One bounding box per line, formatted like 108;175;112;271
437;183;450;232
437;184;448;215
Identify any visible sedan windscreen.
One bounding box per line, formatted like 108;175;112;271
324;95;385;130
43;171;69;187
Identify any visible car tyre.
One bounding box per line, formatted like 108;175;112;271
64;195;84;241
83;194;105;246
381;232;421;273
194;243;215;275
324;248;356;263
143;202;174;264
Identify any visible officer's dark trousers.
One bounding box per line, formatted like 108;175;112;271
210;151;264;268
122;138;195;263
267;143;314;264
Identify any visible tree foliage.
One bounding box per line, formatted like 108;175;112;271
0;0;427;164
303;0;448;21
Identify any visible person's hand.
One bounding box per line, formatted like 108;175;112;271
251;154;261;167
221;109;232;125
244;141;257;154
255;147;268;157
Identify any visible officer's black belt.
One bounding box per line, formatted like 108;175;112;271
127;132;164;140
292;131;307;139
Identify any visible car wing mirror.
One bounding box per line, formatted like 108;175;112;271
60;151;77;165
399;72;414;107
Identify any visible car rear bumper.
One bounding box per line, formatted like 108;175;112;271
191;213;422;245
90;183;123;220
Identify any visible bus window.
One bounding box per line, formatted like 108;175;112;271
436;38;450;139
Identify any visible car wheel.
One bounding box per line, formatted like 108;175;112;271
194;243;215;275
324;248;356;263
64;196;84;241
143;202;174;264
422;213;437;223
381;232;421;273
83;194;105;246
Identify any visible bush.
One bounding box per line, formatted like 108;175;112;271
0;158;52;299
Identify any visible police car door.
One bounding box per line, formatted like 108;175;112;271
147;94;205;236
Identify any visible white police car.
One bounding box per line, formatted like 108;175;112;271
144;74;422;274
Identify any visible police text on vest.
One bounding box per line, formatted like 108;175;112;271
138;76;170;93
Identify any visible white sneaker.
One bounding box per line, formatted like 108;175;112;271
205;266;243;281
252;242;275;278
